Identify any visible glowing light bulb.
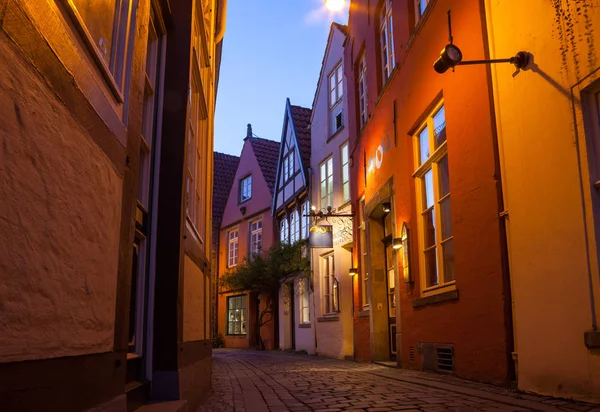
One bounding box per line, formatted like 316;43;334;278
325;0;345;12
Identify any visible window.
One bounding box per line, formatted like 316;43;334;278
358;54;368;128
341;143;350;202
240;175;252;203
320;157;334;209
322;254;339;313
301;201;310;239
227;295;246;335
359;197;369;307
280;218;289;244
300;278;310;324
329;62;344;135
413;103;454;289
415;0;430;22
65;0;136;91
379;0;396;83
290;210;300;244
227;229;239;267
250;219;262;257
283;151;295;182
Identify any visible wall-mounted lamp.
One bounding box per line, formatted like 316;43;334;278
349;267;358;276
382;203;391;214
392;237;402;250
400;222;412;283
240;206;247;215
434;10;530;77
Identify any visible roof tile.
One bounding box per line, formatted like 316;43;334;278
248;137;281;195
212;152;240;230
290;105;312;171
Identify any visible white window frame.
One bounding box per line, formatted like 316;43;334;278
250;219;262;257
240;174;252;203
300;277;310;324
341;142;350;203
301;201;310;239
358;54;368;128
227;228;239;267
290;210;300;244
320;157;334;210
322;254;339;314
379;0;395;83
283;151;295;182
329;61;344;108
280;218;289;244
359;197;370;308
226;295;247;336
413;101;454;293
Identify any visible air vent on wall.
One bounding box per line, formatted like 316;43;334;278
409;346;415;362
437;346;454;372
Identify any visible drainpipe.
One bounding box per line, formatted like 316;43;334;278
307;166;319;352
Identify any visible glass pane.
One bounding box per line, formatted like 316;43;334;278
71;0;117;64
425;248;438;286
419;0;427;16
439;155;450;197
342;144;348;163
433;105;446;149
419;126;430;165
343;182;350;201
423;208;436;248
440;197;452;240
327;158;333;175
423;170;434;209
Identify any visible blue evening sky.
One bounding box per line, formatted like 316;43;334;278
214;0;349;156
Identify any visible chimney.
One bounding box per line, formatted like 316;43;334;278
246;123;253;139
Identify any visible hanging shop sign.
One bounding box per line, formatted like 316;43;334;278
308;225;333;248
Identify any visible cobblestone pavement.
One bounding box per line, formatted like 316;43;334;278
198;349;599;412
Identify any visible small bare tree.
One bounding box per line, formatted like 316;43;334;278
220;241;310;350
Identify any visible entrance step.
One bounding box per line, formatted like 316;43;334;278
135;401;187;412
373;360;397;368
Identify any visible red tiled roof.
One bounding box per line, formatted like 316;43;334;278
290;105;312;171
249;137;280;195
212;152;240;231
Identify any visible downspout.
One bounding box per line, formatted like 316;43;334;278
307;166;319;352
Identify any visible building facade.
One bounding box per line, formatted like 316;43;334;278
345;0;513;385
309;22;355;360
273;99;315;353
0;0;226;411
484;0;600;401
218;126;280;350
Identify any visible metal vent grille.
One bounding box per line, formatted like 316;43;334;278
409;346;415;362
437;346;454;372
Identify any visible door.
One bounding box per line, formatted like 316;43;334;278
383;210;397;360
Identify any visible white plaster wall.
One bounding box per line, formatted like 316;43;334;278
309;25;354;359
292;277;316;355
485;0;600;401
0;37;122;362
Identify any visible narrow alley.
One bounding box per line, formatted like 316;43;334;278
198;350;599;412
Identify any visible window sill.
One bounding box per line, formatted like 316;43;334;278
358;309;370;318
326;126;345;143
299;323;311;329
404;0;439;57
226;335;247;338
317;315;340;322
375;66;399;109
412;288;459;308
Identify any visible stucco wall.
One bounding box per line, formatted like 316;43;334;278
485;0;600;401
183;255;207;342
0;35;122;362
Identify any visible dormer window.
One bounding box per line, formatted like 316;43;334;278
240;175;252;203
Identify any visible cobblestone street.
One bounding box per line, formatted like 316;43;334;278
198;350;598;412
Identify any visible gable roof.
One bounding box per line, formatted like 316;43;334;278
248;137;280;195
212;152;240;230
290;104;312;171
310;22;348;122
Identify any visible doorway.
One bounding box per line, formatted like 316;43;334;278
383;208;397;360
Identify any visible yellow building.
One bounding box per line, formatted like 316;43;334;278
485;0;600;401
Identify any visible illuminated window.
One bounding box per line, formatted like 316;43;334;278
359;197;369;308
290;210;300;244
413;102;454;290
329;62;344;135
300;278;310;324
227;229;239;267
358;54;368;128
301;201;310;239
283;151;295;182
320;157;334;209
341;143;350;202
250;219;262;257
227;295;246;335
322;254;339;313
380;0;395;83
240;175;252;203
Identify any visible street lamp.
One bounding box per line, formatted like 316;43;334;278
325;0;345;12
